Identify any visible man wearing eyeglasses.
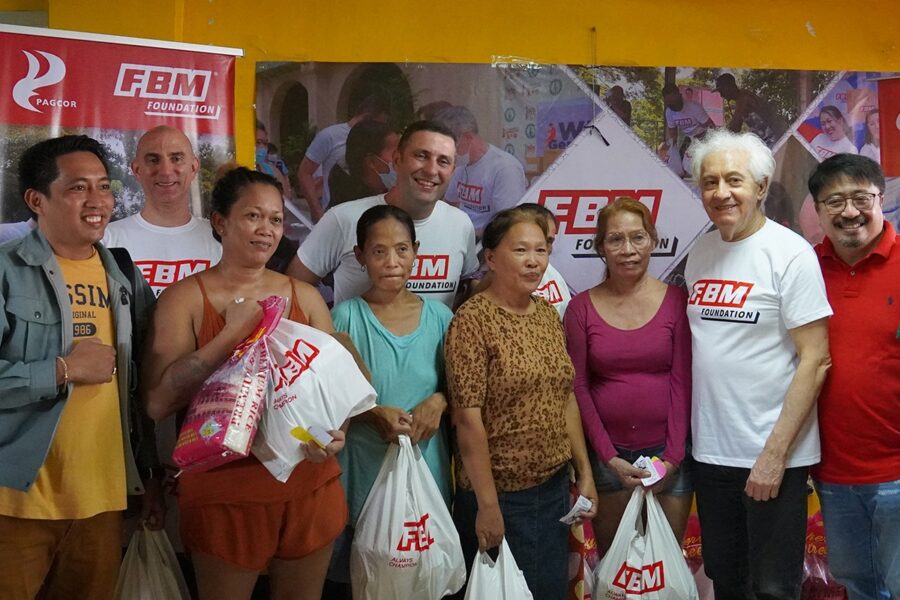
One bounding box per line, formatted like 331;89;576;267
807;153;900;600
685;129;833;600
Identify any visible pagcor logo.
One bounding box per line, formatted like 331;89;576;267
12;50;71;113
114;63;221;120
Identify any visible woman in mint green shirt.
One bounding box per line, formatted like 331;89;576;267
331;203;453;535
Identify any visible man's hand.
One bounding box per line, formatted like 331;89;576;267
745;449;786;501
65;338;116;384
140;477;166;530
409;393;447;444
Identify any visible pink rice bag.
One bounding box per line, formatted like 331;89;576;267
172;295;285;473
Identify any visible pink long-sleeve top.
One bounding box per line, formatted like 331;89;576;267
563;285;691;467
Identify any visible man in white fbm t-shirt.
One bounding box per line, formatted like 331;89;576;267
662;83;714;177
103;126;221;297
435;106;527;238
685;129;832;599
289;120;478;308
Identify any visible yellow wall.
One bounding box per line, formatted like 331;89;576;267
38;0;900;162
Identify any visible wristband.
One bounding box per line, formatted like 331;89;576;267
56;356;69;386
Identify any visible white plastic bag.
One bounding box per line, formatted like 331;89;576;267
593;487;698;599
253;319;376;481
464;539;534;600
350;435;465;600
114;526;191;600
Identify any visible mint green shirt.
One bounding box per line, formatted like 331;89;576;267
332;296;453;524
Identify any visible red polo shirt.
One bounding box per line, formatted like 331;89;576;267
812;221;900;484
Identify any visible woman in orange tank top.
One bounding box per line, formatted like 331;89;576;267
143;167;347;600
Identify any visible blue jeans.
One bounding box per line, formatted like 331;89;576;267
452;466;570;600
814;479;900;600
694;462;809;600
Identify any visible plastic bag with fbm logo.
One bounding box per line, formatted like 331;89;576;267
350;435;465;600
593;487;698;599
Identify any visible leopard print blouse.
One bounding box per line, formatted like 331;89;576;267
446;293;574;492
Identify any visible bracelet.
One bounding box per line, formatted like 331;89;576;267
56;356;69;386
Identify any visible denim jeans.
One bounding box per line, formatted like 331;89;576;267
452;466;570;600
814;479;900;600
694;462;809;600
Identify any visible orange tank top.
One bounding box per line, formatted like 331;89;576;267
178;276;341;507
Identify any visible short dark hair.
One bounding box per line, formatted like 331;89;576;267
346;120;396;180
19;135;110;200
516;202;556;232
661;83;680;96
211;166;282;242
397;120;457;153
355;204;416;248
808;153;885;201
352;94;390;119
482;206;548;251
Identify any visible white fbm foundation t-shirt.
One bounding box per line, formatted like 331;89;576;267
533;262;571;317
445;144;527;233
103;213;222;297
685;219;832;468
298;195;478;307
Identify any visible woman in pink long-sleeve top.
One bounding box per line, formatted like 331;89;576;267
563;196;692;556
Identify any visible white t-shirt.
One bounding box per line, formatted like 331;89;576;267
103;213;222;297
810;134;858;160
445;145;527;233
298;195;478;307
685;219;832;468
304;122;351;209
665;100;712;138
860;142;880;164
533;262;571;317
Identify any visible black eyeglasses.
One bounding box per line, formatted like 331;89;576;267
817;192;881;215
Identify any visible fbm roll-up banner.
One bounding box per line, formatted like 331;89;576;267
0;24;241;223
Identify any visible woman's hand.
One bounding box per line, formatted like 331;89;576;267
221;297;263;344
608;456;650;489
475;503;505;552
574;474;599;522
304;429;346;463
409;393;447;444
367;406;413;443
649;460;677;494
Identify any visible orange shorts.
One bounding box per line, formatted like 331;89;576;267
180;475;347;571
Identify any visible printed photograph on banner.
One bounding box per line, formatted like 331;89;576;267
0;28;237;225
795;71;882;161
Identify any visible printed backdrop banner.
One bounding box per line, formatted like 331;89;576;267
0;25;240;223
521;111;710;293
1;26;236;136
879;77;900;177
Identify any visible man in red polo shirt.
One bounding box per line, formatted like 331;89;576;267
808;153;900;600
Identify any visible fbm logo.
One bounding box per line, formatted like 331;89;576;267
612;561;665;593
114;64;211;101
534;280;563;304
137;259;212;294
689;279;760;324
396;513;435;552
539;189;662;237
272;338;320;392
410;255;448;280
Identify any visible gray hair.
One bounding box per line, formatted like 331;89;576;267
690;129;775;187
434;105;479;137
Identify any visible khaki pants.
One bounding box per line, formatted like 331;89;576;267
0;511;122;600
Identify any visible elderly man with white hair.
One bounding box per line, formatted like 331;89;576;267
685;129;833;599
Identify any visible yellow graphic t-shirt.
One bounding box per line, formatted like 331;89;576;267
0;252;126;519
